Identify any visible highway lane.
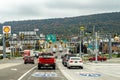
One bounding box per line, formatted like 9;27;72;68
0;62;36;80
1;57;120;80
57;59;120;80
20;64;68;80
0;58;67;80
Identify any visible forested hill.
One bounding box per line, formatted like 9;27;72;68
0;12;120;36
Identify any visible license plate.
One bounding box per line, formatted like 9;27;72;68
75;61;77;63
45;64;49;66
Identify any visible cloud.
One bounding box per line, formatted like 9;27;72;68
46;0;120;10
0;0;120;22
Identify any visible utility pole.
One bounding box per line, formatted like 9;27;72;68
95;32;98;62
108;33;112;59
92;26;95;51
3;34;6;58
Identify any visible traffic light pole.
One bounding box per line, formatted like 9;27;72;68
108;33;112;59
3;34;6;58
79;31;82;57
79;26;85;58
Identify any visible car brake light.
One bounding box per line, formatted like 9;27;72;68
69;60;73;63
37;59;39;62
79;60;83;62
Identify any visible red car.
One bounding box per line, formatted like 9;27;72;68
23;56;35;64
38;53;56;69
89;56;107;62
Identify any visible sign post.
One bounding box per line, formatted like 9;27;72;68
2;26;11;58
79;26;85;57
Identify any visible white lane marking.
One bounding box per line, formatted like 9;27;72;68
57;62;73;80
17;66;37;80
60;70;73;80
32;72;57;77
11;68;18;71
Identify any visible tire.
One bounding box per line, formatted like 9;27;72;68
67;66;71;69
53;66;56;70
38;64;41;69
89;60;92;62
79;66;83;69
38;66;41;69
62;61;64;65
24;62;27;64
64;62;67;67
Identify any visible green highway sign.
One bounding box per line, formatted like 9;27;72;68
46;34;56;42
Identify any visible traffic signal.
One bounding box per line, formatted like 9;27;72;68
64;44;67;48
57;36;59;41
49;40;52;44
6;41;10;47
20;33;24;40
54;45;57;48
5;33;9;39
60;40;63;44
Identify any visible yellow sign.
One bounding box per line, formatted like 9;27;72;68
80;26;85;31
3;26;11;34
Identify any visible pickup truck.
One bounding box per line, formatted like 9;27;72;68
38;53;56;69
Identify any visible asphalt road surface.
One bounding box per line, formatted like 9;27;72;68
0;58;67;80
1;58;120;80
57;59;120;80
20;65;67;80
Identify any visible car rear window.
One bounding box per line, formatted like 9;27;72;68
70;57;80;60
39;53;53;58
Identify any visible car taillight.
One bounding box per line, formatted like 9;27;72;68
79;60;83;62
37;59;39;62
69;60;73;63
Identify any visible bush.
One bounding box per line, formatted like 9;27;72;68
0;56;3;59
117;53;120;57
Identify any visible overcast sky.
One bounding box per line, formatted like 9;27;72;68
0;0;120;23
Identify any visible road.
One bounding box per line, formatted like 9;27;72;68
57;59;120;80
0;57;120;80
0;42;120;80
20;65;67;80
0;58;67;80
0;58;35;80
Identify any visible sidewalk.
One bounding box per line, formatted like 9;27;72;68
85;58;120;66
0;57;23;64
105;58;120;63
0;58;22;70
